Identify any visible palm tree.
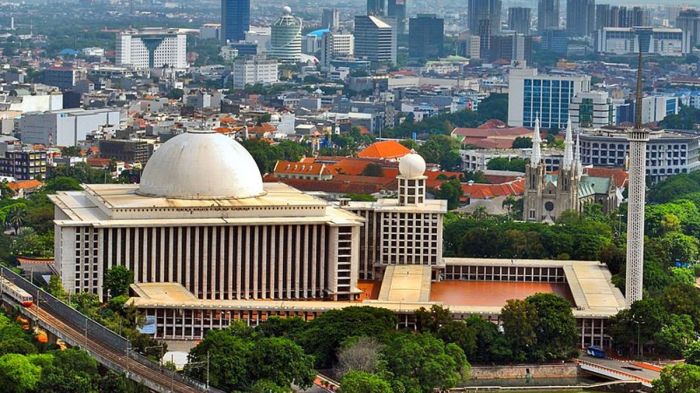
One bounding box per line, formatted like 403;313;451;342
502;195;517;219
7;206;27;235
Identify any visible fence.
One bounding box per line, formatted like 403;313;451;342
0;267;223;393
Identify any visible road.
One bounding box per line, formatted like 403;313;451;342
578;354;660;386
26;304;204;393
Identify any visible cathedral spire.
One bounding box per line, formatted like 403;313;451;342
530;117;542;167
563;117;574;170
574;129;583;179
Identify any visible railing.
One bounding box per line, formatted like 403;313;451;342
577;359;653;387
0;267;223;393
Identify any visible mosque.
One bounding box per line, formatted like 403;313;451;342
50;129;626;347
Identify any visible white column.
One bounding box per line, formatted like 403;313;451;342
270;226;277;299
261;226;268;299
219;226;225;300
168;227;174;282
236;227;242;299
311;225;318;298
625;130;648;306
185;227;192;290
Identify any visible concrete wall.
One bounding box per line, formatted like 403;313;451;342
470;363;579;380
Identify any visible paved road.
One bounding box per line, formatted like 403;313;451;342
27;304;204;393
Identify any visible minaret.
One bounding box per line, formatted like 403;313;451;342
625;49;649;307
531;117;542;166
563;117;574;170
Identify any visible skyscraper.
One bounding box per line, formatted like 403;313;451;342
566;0;595;37
367;0;387;16
596;4;611;30
625;50;648;307
468;0;502;34
677;9;700;49
508;7;531;35
321;8;340;30
388;0;408;34
537;0;559;32
221;0;250;43
408;14;444;59
354;15;396;65
270;6;302;63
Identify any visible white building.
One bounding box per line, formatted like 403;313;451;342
596;27;689;56
116;28;188;71
200;24;221;40
245;27;272;53
569;91;614;129
232;56;279;89
18;108;121;146
508;65;591;129
320;31;354;69
269;7;302;63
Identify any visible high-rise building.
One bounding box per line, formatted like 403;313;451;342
490;33;533;63
597;5;650;28
596;27;689;57
468;0;502;34
456;31;481;59
568;91;614;129
508;65;591;129
677;9;700;49
566;0;595;37
542;28;568;54
232;55;279;89
221;0;250;43
387;0;408;34
321;8;340;30
320;31;354;68
408;14;444;59
116;28;187;71
508;7;531;35
269;6;302;63
354;15;397;65
537;0;560;32
367;0;387;16
596;4;611;30
478;18;494;54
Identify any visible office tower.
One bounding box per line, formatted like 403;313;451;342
596;4;610;30
221;0;250;43
232;55;279;89
367;0;387;16
116;28;187;71
568;91;613;129
457;31;481;59
508;7;531;35
542;28;568;54
478;19;493;54
354;15;397;65
566;0;595;37
677;9;700;48
270;6;302;63
321;8;340;30
596;27;688;56
537;0;559;32
408;14;444;59
468;0;502;34
388;0;407;34
320;31;354;68
508;65;591;129
490;33;532;63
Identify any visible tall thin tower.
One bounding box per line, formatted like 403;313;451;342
625;49;648;307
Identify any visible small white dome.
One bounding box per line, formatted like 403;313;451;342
283;6;292;15
138;131;265;200
399;153;426;179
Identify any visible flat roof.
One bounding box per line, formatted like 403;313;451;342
128;258;626;318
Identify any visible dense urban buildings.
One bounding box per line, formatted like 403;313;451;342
221;0;250;43
320;31;355;69
354;15;397;65
596;5;650;29
468;0;502;35
115;28;188;71
677;9;700;49
596;27;689;56
269;7;302;63
232;55;279;89
538;0;560;32
569;91;614;129
408;14;444;60
566;0;595;37
508;65;591;129
0;148;47;181
98;139;154;164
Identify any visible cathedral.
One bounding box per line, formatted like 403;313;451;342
523;118;620;223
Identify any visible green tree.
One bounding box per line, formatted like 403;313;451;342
299;306;396;368
655;314;696;358
361;163;384;177
104;266;134;297
437;320;477;361
340;371;392;393
380;332;468;393
0;353;42;393
37;349;100;393
416;305;452;333
653;363;700;393
512;137;533;149
685;340;700;366
248;337;315;390
417;134;462;170
432;178;463;210
7;206;27;234
43;177;82;193
399;139;418;150
501;299;537;362
487;157;527;172
526;293;578;362
61;146;83;157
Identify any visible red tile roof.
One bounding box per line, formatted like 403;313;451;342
585;167;628;188
452;124;533;149
461;178;526;200
357;140;411;160
274;161;332;176
7;179;43;192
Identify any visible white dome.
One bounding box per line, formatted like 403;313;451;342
283;6;292;15
399;153;426;179
138;131;265;200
